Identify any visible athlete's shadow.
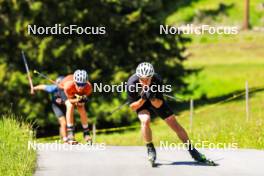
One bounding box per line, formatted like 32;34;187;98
155;161;219;167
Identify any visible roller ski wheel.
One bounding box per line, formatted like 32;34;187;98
197;156;218;166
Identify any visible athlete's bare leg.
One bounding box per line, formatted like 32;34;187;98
164;115;190;143
138;110;152;143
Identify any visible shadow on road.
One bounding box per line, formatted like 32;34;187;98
155;161;219;167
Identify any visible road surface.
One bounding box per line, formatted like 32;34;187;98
34;144;264;176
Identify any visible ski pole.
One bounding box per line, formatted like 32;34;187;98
107;101;129;116
33;70;57;85
163;94;186;102
21;51;34;94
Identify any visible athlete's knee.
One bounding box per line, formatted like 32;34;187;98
142;118;151;128
138;110;151;128
165;114;175;122
65;100;74;109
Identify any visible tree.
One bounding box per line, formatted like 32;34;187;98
0;0;190;133
243;0;250;30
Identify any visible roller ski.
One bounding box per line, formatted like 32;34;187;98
189;147;218;166
147;143;157;167
67;137;78;145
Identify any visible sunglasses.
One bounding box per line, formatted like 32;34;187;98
76;82;87;87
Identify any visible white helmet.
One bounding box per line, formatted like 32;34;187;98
73;70;88;83
136;62;155;78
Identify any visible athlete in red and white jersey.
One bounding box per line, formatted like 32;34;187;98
60;70;92;144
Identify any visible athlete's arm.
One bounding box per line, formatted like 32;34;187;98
63;82;80;104
33;85;46;91
130;98;146;111
149;74;164;108
68;98;81;104
33;84;57;93
127;76;147;111
66;92;81;104
84;82;92;96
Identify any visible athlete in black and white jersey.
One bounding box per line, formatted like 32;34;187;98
127;62;214;166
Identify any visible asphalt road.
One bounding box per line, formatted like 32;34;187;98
34;144;264;176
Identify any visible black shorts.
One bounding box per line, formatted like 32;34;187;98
136;100;174;120
52;103;66;118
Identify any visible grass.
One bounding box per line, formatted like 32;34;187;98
166;0;264;27
184;31;264;99
0;114;36;176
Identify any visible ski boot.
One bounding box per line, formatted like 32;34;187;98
188;147;218;166
147;143;157;167
83;128;92;145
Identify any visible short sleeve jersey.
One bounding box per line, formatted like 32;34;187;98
126;73;163;103
59;74;92;99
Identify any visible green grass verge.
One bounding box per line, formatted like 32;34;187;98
184;31;264;99
0;114;36;176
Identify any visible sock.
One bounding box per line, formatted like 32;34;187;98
83;127;90;136
188;143;193;151
67;123;73;127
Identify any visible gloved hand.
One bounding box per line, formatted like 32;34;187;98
141;89;153;100
79;95;88;103
75;94;88;103
75;94;82;101
141;87;157;100
149;91;156;100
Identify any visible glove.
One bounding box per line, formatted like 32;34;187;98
75;94;88;103
149;91;156;100
79;95;88;103
141;90;157;100
141;90;152;100
75;94;82;101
